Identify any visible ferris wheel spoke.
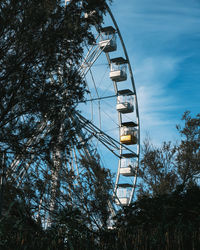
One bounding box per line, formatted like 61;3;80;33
79;33;115;78
75;112;138;158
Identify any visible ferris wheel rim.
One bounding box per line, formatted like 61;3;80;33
78;3;141;208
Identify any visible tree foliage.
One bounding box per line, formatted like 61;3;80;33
0;0;113;246
0;0;110;157
138;111;200;197
112;185;200;250
176;111;200;186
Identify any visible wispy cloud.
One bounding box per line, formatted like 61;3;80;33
134;56;182;143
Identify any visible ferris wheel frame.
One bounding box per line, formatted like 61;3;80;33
76;2;141;208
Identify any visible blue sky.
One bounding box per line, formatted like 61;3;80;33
109;0;200;145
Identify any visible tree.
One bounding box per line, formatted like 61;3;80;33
0;0;113;235
112;185;200;250
138;112;200;197
138;140;177;197
0;159;113;249
0;0;110;158
0;182;47;250
176;111;200;187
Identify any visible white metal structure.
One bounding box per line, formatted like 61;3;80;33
76;3;140;209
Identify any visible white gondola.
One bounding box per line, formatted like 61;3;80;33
110;57;127;82
116;89;134;113
99;26;117;53
120;122;137;145
120;153;137;176
115;186;131;206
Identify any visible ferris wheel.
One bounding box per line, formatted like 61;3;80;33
72;2;141;208
6;1;140;226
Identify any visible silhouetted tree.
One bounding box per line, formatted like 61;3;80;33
138;112;200;197
176;111;200;187
112;185;200;250
0;0;110;158
138;140;177;197
0;0;113;247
